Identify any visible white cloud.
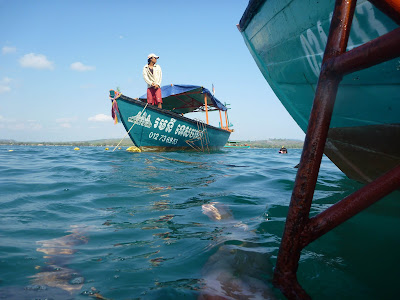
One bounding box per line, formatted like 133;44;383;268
19;53;54;70
2;77;11;84
0;116;42;131
70;62;95;72
55;117;77;129
0;85;10;93
0;115;16;123
60;123;72;128
26;122;43;130
56;117;77;123
88;114;112;122
2;46;16;54
0;77;12;93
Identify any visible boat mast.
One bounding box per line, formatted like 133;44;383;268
204;93;209;124
219;110;224;129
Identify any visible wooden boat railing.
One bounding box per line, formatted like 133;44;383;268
272;0;400;299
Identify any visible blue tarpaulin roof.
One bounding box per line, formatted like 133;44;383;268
139;84;228;114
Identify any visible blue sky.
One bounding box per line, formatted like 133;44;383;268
0;0;305;142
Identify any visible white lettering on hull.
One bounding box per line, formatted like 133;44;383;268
300;2;388;78
127;112;204;143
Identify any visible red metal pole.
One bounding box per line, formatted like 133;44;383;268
272;0;400;299
273;1;356;298
330;27;400;75
301;164;400;248
368;0;400;25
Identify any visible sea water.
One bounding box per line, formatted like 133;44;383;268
0;146;399;300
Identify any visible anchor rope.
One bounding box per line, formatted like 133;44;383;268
112;102;148;152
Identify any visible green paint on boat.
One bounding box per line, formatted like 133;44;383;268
239;0;400;183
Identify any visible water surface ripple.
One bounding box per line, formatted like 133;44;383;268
0;146;399;299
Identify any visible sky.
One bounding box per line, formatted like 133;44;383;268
0;0;305;142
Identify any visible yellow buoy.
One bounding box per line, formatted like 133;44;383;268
105;147;109;150
74;147;80;151
8;149;14;152
126;146;141;152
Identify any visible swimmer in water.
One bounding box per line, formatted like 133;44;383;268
278;146;288;154
0;225;108;300
31;225;89;293
200;202;277;299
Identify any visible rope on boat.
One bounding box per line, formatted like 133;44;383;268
112;103;149;152
185;119;210;152
201;121;211;153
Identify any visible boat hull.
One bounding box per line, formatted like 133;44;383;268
240;0;400;183
116;95;231;151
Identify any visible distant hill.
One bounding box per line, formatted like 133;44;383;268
231;139;304;148
0;139;17;144
0;138;303;148
242;139;304;149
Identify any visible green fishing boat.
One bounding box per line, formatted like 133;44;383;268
239;0;400;183
109;85;232;151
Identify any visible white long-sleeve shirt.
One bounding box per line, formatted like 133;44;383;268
142;64;162;88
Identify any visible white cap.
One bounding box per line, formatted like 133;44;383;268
147;53;159;59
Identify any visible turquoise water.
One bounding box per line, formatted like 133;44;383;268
0;146;399;300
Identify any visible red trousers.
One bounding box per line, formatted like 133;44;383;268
147;87;162;105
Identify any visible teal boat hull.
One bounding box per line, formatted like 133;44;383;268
239;0;400;183
115;95;231;151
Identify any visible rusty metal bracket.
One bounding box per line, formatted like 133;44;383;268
272;0;400;299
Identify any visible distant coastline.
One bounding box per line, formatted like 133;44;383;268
0;138;304;148
228;139;303;149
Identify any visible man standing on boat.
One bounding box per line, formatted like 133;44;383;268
143;53;162;109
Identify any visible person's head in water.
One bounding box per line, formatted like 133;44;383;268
279;146;288;154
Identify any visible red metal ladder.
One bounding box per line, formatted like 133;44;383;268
272;0;400;299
